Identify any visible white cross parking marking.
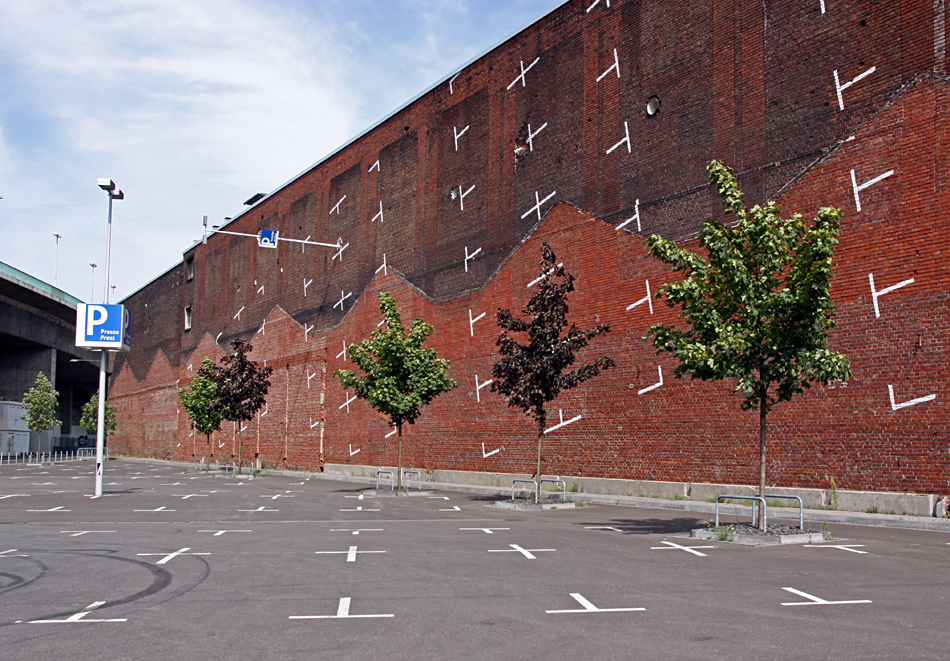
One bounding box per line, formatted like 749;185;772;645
137;548;209;565
460;528;510;534
340;506;380;512
546;592;644;614
803;544;868;554
440;506;461;511
134;506;176;512
488;544;554;559
781;587;872;606
331;529;383;536
199;530;251;536
650;541;713;556
261;494;294;500
289;597;393;620
238;506;278;512
61;531;115;537
314;545;386;563
27;506;70;512
26;601;127;624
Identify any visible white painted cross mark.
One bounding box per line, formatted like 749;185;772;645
507;57;540;90
260;403;268;417
310;418;320;430
615;198;641;232
454;125;469;151
458;183;475;211
340;506;380;512
376;253;388;276
290;597;393;620
651;540;714;556
803;544;867;554
349;444;360;456
257;284;264;296
626;280;653;314
464;246;481;272
544;409;582;435
315;545;386;563
233;306;245;320
597;48;620;82
888;384;936;411
371;200;384;223
337;342;348;360
385;426;398;439
257;318;266;336
331;528;383;535
199;530;251;536
134;506;176;512
833;66;876;110
488;544;554;559
368;160;380;173
339;392;357;413
302;235;310;253
850;167;894;212
27;601;127;624
61;531;115;537
307;370;318;388
137;548;209;565
528;262;563;288
304;323;314;341
332;239;349;261
330;195;346;215
333;290;353;311
460;527;510;534
586;0;610;12
638;366;664;395
868;273;915;318
304;278;313;297
526;122;548;151
781;587;871;606
607;120;631;155
377;317;386;328
547;592;644;615
521;190;556;222
475;375;493;402
469;309;486;336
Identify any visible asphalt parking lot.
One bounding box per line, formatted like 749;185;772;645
0;459;947;660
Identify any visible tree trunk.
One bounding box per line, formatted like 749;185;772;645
397;423;403;491
237;428;243;475
535;419;544;503
206;434;211;471
758;392;768;531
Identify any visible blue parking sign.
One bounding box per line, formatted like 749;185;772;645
76;304;131;351
258;229;278;248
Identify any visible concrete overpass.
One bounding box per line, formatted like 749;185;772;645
0;261;101;451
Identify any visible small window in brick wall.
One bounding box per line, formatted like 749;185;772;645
184;305;193;331
185;257;195;281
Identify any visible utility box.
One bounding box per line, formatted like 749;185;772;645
0;432;29;454
0;402;30;454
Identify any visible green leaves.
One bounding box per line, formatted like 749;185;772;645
645;160;851;415
208;341;272;425
178;356;225;437
21;371;61;433
334;292;456;429
80;390;116;436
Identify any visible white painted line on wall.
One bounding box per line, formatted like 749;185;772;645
449;71;461;94
371;200;384;223
307;370;318;388
310;418;320;430
348;444;360;456
888;385;936;411
615;198;641;232
454;124;470;151
475;375;493;402
233;306;245;320
376;253;388;276
337;342;348;360
526;122;548;151
833;66;876;110
527;263;563;288
469;309;486;336
596;48;620;82
386;426;398;439
626;280;653;314
339;392;357;413
458;183;475;210
606;120;631;155
637;366;664;395
507;57;540;90
333;290;353;311
586;0;610;12
868;273;915;318
850;167;894;212
544;409;582;435
330;195;346;215
368;160;379;173
521;190;556;222
332;239;349;261
464;246;482;272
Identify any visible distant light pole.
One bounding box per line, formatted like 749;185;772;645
89;262;97;300
53;233;62;286
92;178;123;498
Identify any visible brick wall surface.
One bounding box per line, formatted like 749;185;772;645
109;0;950;496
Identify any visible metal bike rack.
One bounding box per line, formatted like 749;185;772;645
761;494;804;529
540;478;567;503
715;495;767;529
376;470;394;491
512;479;538;503
401;469;422;491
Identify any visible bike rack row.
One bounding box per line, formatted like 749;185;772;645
715;494;804;530
375;469;424;491
511;478;567;504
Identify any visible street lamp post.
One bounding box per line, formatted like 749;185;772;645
53;233;62;286
93;178;123;498
89;263;97;301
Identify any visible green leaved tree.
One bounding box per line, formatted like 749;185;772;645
646;160;851;528
335;292;456;490
22;372;61;433
491;243;614;501
80;390;116;437
209;340;272;473
179;356;225;470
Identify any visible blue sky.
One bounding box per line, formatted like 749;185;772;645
0;0;564;302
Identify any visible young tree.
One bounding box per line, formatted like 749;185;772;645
491;243;614;501
646;160;851;529
335;292;456;490
22;372;61;434
80;390;116;437
179;356;225;470
209;340;272;473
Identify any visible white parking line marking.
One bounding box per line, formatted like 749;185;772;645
289;597;393;620
137;547;209;565
26;506;70;512
585;526;623;532
340;506;380;512
331;529;384;536
61;531;115;537
26;601;127;624
804;544;867;554
440;506;461;511
238;506;278;512
460;528;510;534
199;530;251;536
650;541;713;556
781;587;872;606
488;544;554;559
314;545;386;563
546;593;645;614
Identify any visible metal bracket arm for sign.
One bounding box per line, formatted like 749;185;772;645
210;228;342;250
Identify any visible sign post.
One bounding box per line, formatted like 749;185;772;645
76;303;131;497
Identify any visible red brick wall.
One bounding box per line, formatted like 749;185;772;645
110;0;950;495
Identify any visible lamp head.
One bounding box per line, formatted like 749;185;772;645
98;178;116;192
